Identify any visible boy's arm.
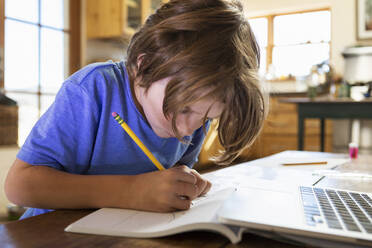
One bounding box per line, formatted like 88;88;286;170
5;159;199;212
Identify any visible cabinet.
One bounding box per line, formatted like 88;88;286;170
85;0;166;39
0;105;18;145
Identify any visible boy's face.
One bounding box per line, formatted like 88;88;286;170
137;77;224;138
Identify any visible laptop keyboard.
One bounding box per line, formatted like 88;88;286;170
300;186;372;233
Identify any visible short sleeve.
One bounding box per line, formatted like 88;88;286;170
17;81;99;174
178;120;210;168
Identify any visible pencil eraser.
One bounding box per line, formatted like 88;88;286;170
112;112;118;117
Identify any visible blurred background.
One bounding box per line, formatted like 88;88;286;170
1;0;372;221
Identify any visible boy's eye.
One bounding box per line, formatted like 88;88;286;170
180;107;191;114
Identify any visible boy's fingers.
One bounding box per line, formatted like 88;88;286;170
200;180;212;195
190;169;208;195
171;194;192;210
172;167;196;184
175;181;199;200
195;178;207;195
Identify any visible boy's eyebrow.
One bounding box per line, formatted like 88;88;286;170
189;107;202;115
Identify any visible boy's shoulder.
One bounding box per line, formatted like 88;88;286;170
68;60;125;87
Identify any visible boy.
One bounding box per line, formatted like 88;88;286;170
5;0;266;218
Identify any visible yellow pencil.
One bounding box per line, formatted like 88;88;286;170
112;112;165;171
282;161;327;166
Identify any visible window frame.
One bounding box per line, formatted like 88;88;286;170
250;7;332;74
0;0;81;104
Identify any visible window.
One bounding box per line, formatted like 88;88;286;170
249;17;268;76
249;9;331;79
3;0;74;145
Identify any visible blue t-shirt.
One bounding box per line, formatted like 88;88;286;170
17;61;209;219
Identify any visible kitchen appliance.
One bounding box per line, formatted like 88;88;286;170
342;46;372;98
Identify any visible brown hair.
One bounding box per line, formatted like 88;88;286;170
126;0;267;165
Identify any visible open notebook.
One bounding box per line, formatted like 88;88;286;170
65;187;244;244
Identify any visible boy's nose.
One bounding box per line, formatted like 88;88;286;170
182;120;203;136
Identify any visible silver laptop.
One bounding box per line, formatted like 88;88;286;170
217;184;372;247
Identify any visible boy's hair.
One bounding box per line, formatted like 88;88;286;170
126;0;267;165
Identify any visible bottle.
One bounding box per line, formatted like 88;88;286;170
338;80;350;98
349;142;358;159
307;65;319;99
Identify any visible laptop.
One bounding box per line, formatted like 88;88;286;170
217;184;372;247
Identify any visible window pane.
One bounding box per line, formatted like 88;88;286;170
6;93;39;146
5;0;38;23
41;28;67;94
4;20;39;92
274;11;331;45
41;95;56;116
249;18;268;47
272;43;329;77
41;0;68;29
259;48;266;76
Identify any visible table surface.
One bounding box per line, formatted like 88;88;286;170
1;151;371;248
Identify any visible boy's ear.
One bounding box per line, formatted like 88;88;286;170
136;53;146;70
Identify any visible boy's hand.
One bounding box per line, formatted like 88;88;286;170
127;165;202;212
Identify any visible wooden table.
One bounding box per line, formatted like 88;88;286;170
0;209;306;248
280;96;372;151
1;151;371;248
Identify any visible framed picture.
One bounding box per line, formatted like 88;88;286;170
357;0;372;40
